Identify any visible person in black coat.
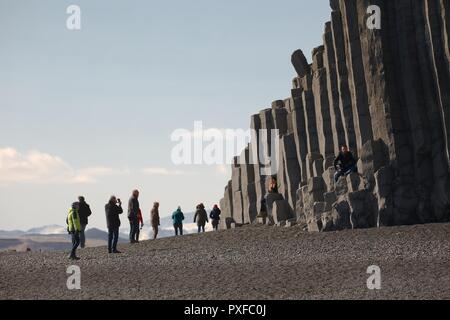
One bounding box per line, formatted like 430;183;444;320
105;195;123;254
333;145;357;182
127;189;140;244
209;204;221;231
77;196;92;248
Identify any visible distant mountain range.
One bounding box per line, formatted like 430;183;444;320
0;225;67;239
27;224;67;235
0;227;125;252
0;211;213;252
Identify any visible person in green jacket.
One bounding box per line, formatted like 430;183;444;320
172;206;185;236
67;202;82;260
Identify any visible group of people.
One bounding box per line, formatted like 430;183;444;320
192;203;222;233
66;189;221;260
66;146;356;260
258;144;357;218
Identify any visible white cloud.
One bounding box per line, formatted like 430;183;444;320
0;147;129;185
141;167;195;176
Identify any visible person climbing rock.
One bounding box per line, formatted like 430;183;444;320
128;189;140;244
333;145;357;182
209;204;221;231
105;196;123;254
150;202;160;240
172;206;185;236
77;196;92;249
194;203;208;233
67;202;82;260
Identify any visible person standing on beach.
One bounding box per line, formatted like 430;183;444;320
172;206;185;236
128;189;140;244
105;196;123;254
194;203;208;233
67;202;82;260
209;204;221;231
77;196;92;248
150;202;160;240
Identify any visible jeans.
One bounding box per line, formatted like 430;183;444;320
211;220;219;231
174;223;183;236
136;226;140;242
71;232;80;258
80;224;87;248
108;227;119;252
334;164;358;182
197;225;205;233
129;218;139;242
152;226;159;240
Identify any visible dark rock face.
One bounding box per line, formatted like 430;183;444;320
291;50;311;78
220;0;450;231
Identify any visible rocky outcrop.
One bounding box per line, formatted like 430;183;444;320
220;0;450;231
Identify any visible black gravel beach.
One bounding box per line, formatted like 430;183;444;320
1;223;449;300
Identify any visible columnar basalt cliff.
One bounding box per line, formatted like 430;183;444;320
220;0;450;231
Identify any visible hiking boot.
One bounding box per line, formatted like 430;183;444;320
113;250;122;254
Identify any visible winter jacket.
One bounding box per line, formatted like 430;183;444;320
128;197;140;219
67;207;81;234
78;201;92;225
209;208;221;221
172;209;185;225
334;151;356;170
151;208;160;227
194;208;208;226
105;201;123;229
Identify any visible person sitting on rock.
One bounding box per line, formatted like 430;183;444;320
258;198;268;220
209;204;221;231
268;176;278;194
333;144;357;182
194;203;208;233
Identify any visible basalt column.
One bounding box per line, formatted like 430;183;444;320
219;0;450;230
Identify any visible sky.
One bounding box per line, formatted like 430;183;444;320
0;0;331;231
